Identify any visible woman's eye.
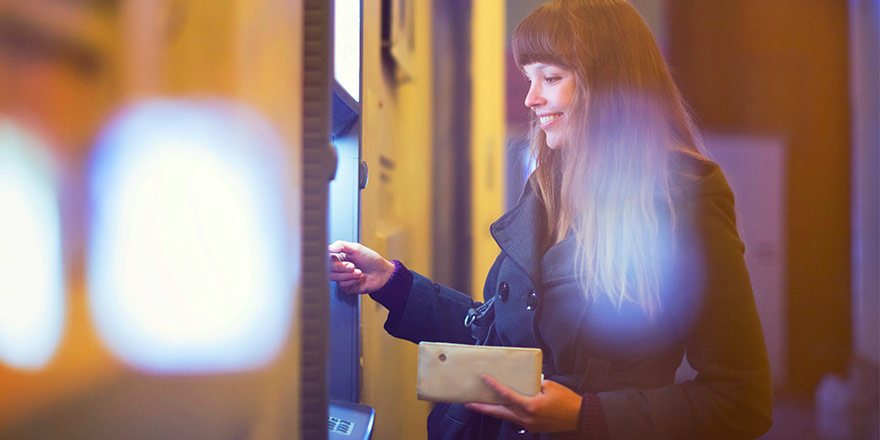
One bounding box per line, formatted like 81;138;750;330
545;76;561;84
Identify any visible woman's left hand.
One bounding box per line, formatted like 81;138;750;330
465;375;582;433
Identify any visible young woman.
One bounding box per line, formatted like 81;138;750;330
329;1;772;438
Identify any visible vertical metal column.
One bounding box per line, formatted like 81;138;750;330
431;0;473;293
847;0;880;438
301;0;334;438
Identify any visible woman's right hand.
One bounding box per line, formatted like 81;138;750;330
327;240;395;295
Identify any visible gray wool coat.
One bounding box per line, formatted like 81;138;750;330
384;159;773;440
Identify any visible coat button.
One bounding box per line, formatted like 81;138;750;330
497;282;509;301
526;291;537;310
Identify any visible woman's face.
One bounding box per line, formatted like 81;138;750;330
523;63;577;150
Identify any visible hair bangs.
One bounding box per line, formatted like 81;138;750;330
512;3;574;69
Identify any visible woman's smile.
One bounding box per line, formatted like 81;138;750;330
538;112;564;129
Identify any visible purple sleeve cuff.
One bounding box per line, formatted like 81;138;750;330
578;393;608;439
368;260;413;329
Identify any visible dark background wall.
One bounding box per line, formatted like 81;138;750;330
667;0;852;395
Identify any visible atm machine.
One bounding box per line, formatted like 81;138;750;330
326;0;375;438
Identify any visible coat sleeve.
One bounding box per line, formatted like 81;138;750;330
383;271;480;345
595;189;773;439
383;253;505;345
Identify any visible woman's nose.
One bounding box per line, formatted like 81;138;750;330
524;84;545;108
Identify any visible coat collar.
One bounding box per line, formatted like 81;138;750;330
489;176;546;287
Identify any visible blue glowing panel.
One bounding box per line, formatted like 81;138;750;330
0;119;65;370
87;100;297;374
334;0;361;101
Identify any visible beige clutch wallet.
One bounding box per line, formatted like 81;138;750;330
417;342;543;404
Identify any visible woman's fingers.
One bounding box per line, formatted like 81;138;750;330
329;269;362;279
337;279;363;294
327;241;368;294
329;261;358;273
466;377;539;430
329;271;362;282
328;240;360;255
467;379;581;433
327;241;345;253
329;261;361;283
463;403;522;423
480;375;530;408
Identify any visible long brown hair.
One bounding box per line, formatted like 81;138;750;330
512;0;707;316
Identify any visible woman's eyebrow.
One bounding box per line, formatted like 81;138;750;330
522;64;550;78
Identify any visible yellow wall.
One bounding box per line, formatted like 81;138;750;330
359;0;434;438
359;1;507;439
470;0;507;297
229;1;303;436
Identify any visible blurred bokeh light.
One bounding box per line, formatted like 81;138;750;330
87;99;296;374
0;118;65;370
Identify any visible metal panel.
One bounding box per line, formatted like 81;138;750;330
328;130;361;402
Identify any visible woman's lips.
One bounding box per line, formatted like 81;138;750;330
539;113;563;129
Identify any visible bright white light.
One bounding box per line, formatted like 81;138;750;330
334;0;361;101
88;100;297;373
0;119;65;370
